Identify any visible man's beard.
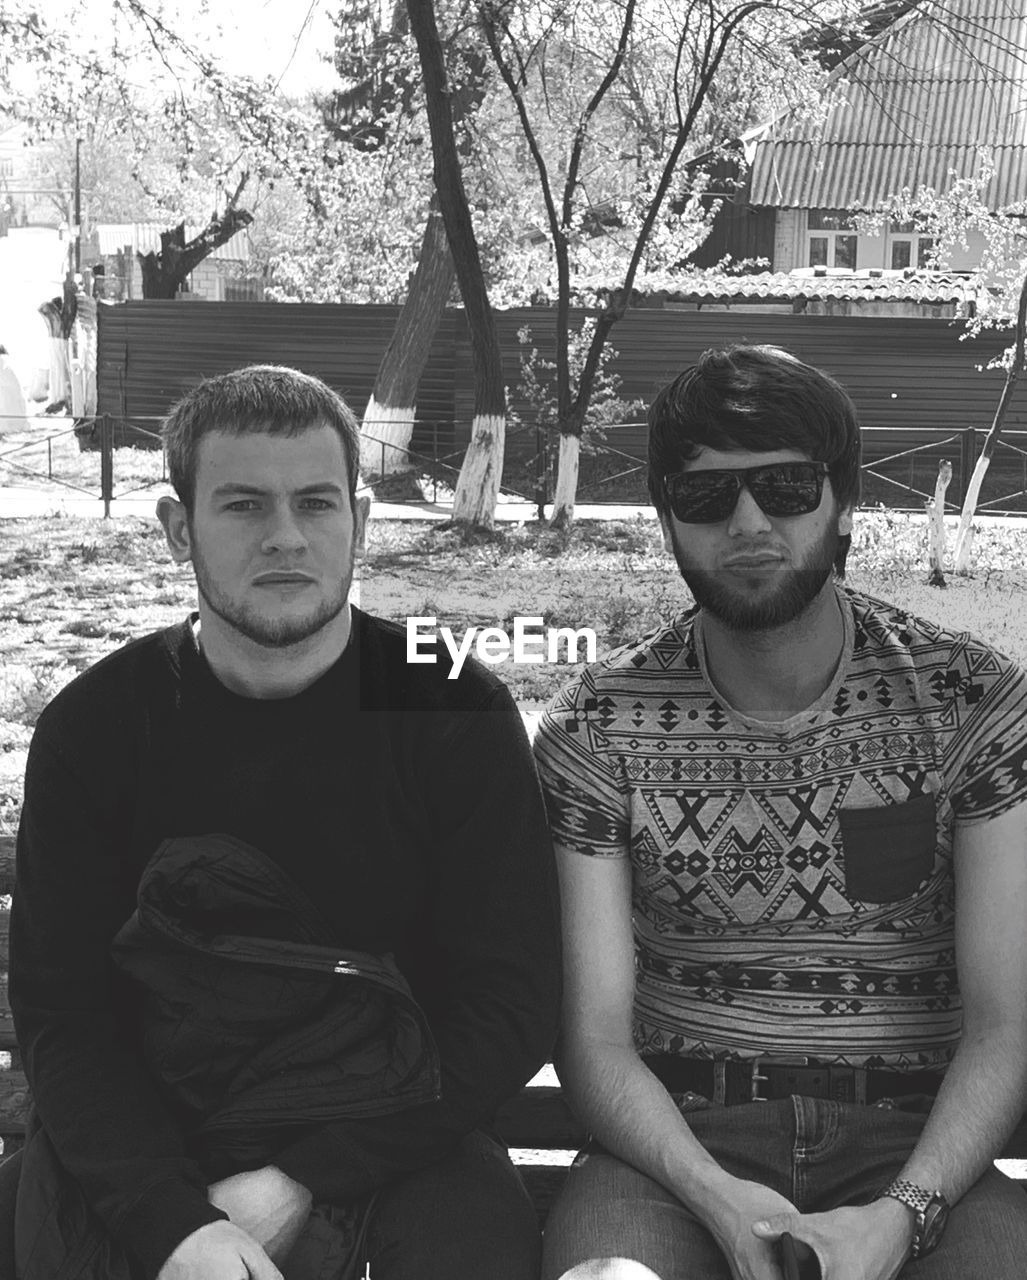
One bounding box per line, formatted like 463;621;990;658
668;523;838;633
192;548;352;649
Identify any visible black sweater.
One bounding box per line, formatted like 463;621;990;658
12;609;561;1278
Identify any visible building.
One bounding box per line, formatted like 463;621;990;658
92;223;260;302
696;0;1027;292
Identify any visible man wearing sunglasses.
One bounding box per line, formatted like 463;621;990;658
534;345;1027;1280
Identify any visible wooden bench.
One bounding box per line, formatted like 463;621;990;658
0;832;1023;1223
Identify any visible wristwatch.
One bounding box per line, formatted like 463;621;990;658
878;1179;950;1258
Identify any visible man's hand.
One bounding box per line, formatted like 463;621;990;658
208;1165;314;1264
751;1196;916;1279
698;1175;809;1279
156;1220;284;1280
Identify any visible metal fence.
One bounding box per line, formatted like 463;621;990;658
0;414;169;517
4;413;1027;519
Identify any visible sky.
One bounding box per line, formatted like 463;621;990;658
0;2;342;379
208;0;339;95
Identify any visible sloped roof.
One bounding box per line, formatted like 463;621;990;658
749;0;1027;209
662;268;975;304
578;267;975;306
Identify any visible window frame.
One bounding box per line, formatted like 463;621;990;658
806;209;858;270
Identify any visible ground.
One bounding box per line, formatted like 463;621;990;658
1;509;1025;833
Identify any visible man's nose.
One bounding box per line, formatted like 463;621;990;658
726;483;773;536
261;504;308;553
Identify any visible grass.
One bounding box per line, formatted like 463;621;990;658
0;417;172;500
1;508;1025;832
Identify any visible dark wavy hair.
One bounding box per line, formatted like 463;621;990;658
647;344;862;575
163;365;361;511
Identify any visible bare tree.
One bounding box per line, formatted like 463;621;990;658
952;270;1027;570
480;0;822;527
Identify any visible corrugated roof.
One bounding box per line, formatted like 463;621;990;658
575;268;976;305
96;223;250;261
655;268;976;304
750;0;1027;209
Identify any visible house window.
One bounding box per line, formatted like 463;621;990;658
888;220;935;270
807;209;857;269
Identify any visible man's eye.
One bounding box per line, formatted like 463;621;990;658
224;499;259;512
300;497;334;511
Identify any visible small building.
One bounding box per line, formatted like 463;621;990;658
692;0;1027;305
92;223;262;302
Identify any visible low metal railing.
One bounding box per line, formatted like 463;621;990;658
4;414;1027;518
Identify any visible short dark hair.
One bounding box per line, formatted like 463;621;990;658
647;344;862;574
163;365;362;510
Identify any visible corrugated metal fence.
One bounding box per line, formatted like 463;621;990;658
96;301;1027;511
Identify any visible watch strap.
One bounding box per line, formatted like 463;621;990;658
879;1179;948;1258
880;1178;934;1214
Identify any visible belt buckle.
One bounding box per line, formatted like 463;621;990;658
750;1056;810;1102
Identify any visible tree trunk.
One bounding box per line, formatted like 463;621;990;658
138;210;253;299
953;269;1027;570
952;455;991;570
360;197;455;482
926;459;951;586
38;299;72;407
549;433;581;530
407;0;506;530
452;412;505;524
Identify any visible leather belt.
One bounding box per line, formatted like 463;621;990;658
642;1054;945;1107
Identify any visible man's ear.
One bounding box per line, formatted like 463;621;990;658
353;493;371;555
156;495;193;565
659;515;675;556
837;503;854;538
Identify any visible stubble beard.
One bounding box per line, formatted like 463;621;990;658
192;547;353;650
669;523;839;633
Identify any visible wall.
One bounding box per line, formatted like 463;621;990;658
96;299;1027;509
787;211;990;274
97;300;457;456
773;210;801;272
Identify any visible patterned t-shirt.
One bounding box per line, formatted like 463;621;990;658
533;586;1027;1071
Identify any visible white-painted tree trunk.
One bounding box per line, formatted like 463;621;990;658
549;433;581;529
75;295;98;416
926;460;951;586
452;413;505;527
952;455;991;571
48;337;72;407
360;397;418;479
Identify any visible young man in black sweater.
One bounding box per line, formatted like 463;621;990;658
5;366;561;1280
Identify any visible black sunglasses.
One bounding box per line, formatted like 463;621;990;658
663;461;829;524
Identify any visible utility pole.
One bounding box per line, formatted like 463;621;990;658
74;136;82;272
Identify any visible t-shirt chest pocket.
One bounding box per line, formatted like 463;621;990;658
837;793;937;903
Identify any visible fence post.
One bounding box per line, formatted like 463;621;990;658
534;422;547;521
100;414;114;518
959;427;977;507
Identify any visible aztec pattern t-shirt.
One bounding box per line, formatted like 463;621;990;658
533;587;1027;1070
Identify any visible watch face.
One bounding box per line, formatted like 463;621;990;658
918;1197;950;1256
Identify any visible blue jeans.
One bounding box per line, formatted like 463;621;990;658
541;1095;1027;1279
